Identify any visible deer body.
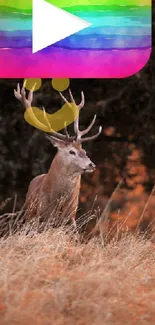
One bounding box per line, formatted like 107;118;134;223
24;149;81;224
14;84;102;227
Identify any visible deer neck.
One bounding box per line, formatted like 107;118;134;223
47;153;81;196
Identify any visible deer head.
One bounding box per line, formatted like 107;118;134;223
14;83;102;175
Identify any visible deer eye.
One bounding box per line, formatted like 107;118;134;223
69;150;76;155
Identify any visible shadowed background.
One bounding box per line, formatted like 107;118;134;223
0;51;154;236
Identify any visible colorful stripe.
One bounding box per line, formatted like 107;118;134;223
0;1;151;78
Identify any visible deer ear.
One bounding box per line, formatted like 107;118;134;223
46;135;67;149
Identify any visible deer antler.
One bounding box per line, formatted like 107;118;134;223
14;82;75;142
59;89;102;143
14;82;102;144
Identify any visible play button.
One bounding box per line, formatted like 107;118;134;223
32;0;92;53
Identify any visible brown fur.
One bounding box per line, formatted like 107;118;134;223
23;142;85;226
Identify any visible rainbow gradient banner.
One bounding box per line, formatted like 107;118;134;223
0;0;152;78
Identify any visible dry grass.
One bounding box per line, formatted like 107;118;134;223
0;225;155;325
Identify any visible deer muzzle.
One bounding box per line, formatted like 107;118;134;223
84;162;96;173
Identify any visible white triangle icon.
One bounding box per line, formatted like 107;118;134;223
32;0;92;53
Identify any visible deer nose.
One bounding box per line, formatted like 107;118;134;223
89;162;96;169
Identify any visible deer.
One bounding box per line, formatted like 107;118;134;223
14;83;102;229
